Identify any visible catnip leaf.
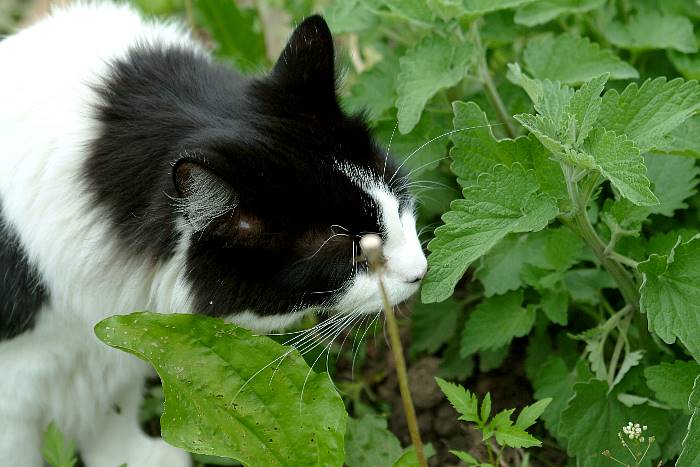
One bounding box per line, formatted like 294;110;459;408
344;55;400;122
475;235;529;297
610;350;644;390
41;422;77;467
515;398;552;430
657;115;700;158
371;0;435;27
597;78;700;152
604;12;697;54
644;153;700;217
396;37;475;134
514;0;605;27
422;163;558;303
585;128;658;206
639;235;700;363
344;414;403;467
324;0;378;33
560;380;669;467
410;298;460;355
435;377;480;424
678;376;700;467
508;64;574;123
460;291;535;357
645;361;700;414
194;0;268;73
563;268;616;305
668;51;700;81
95;312;346;467
540;290;569;325
524;35;637;85
565;73;608;146
457;0;536;19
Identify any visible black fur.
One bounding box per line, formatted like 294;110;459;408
0;206;49;340
85;15;409;317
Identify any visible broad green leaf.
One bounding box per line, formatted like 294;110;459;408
475;235;529;297
678;376;700;467
324;0;378;33
597;77;700;152
524;227;586;273
524;35;637;85
563;268;616;305
344;55;400;122
560;380;669;467
345;414;403;467
458;0;536;18
460;291;535;356
565;73;608;145
639;235;700;363
422;163;558;303
508;64;574;123
604;13;697;54
644;153;700;216
396;37;475;134
193;0;267;73
95;313;346;467
585;128;658;206
41;423;77;467
657;115;700;158
371;0;436;27
669;50;700;81
645;361;700;413
514;0;605;26
540;290;569;325
435;377;480;423
515;399;552;430
410;298;460;355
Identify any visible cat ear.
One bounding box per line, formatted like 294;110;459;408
173;159;239;232
272;15;336;98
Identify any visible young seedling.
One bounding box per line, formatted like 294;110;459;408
359;234;428;467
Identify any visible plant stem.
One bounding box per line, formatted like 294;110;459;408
360;235;428;467
469;21;517;139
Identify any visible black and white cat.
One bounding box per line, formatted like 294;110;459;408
0;3;427;466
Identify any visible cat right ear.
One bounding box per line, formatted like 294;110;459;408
173;159;239;231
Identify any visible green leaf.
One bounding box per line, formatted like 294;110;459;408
95;312;346;467
435;377;480;424
678;376;700;467
669;50;700;81
597;77;700;152
645;361;700;413
458;0;536;18
493;421;541;448
515;398;552;430
565;73;608;145
460;291;535;357
585;128;658;206
450;450;478;465
560;380;668;466
439;340;476;380
396;37;475;134
391;444;435;467
344;414;403;467
563;268;616;305
514;0;605;26
508;63;574;123
324;0;378;33
410;297;460;355
344;55;400;122
193;0;267;73
41;422;77;467
481;392;492;421
540;290;569;325
644;153;700;217
640;235;700;363
604;12;697;53
524;35;637;85
657;115;700;158
479;345;510;372
475;234;529;296
422;163;558;302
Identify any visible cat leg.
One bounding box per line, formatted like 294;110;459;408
79;378;191;467
0;413;43;467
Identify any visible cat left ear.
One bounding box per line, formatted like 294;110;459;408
272;15;336;98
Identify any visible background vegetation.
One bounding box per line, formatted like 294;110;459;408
5;0;700;466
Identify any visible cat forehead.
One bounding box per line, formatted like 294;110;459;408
335;160;405;217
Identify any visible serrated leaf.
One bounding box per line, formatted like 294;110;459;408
508;64;574;123
494;422;541;448
604;12;697;53
565;73;608;145
678;376;700;467
324;0;378;33
657;115;700;158
610;350;644;390
645;153;700;216
515;399;552;430
560;380;669;467
410;298;460;355
345;414;403;467
193;0;267;73
460;291;535;356
41;423;77;467
524;35;637;85
396;37;475;134
481;393;492;421
669;50;700;81
597;77;700;152
640;235;700;363
372;0;436;27
645;361;700;413
459;0;536;18
585;128;658;206
344;55;400;122
422;163;558;303
514;0;605;26
475;235;529;297
95;312;346;467
540;290;569;325
435;377;480;424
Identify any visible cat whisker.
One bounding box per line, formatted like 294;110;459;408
351;311;381;380
383;120;398;180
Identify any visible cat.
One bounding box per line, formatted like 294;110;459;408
0;3;427;466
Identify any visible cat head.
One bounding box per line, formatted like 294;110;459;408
173;16;426;330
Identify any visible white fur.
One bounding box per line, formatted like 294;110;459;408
0;3;426;465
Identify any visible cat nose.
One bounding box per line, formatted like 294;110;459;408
406;266;427;284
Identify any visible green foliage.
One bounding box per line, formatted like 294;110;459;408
95;312;346;467
41;423;77;467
